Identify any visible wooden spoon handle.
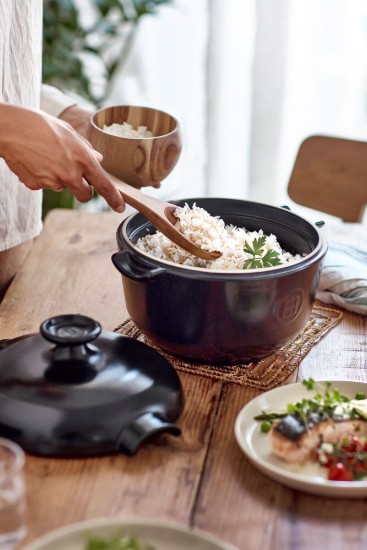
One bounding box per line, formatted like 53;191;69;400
109;173;172;218
108;173;221;261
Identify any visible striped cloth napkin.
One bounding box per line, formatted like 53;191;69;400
316;241;367;315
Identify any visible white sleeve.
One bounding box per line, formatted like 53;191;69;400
40;84;77;117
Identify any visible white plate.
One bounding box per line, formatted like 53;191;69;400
23;517;238;550
234;380;367;498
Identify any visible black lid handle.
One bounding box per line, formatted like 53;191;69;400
117;412;181;455
41;315;103;384
40;315;101;346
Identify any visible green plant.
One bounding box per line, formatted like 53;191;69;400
42;0;173;217
43;0;172;105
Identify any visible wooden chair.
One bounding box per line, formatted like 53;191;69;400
287;135;367;222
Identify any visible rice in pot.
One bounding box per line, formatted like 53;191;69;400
136;203;303;270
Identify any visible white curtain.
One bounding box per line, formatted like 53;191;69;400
105;0;255;201
275;0;367;219
105;0;210;200
104;0;367;216
205;0;255;199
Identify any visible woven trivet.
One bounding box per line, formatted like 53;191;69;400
113;306;343;390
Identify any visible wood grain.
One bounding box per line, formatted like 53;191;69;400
21;373;222;546
0;210;366;550
288;135;367;222
0;209;127;337
194;384;367;550
88;105;182;188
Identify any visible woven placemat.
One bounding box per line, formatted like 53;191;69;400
113;306;343;390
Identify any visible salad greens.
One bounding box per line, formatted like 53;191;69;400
84;531;155;550
243;236;282;269
254;379;367;432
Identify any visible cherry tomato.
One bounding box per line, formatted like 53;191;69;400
342;436;363;453
323;456;333;468
328;462;353;481
352;463;366;476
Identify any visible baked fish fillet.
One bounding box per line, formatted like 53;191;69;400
271;411;367;463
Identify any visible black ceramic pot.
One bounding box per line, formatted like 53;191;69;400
112;198;328;364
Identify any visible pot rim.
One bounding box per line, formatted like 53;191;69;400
118;199;328;276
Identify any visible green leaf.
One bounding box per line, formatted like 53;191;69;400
243;241;255;256
251;235;267;256
302;378;316;390
243;258;263;269
261;249;282;267
243;236;282;269
243;236;266;257
260;421;272;433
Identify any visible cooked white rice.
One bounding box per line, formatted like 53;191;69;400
136;204;302;271
136;203;303;270
103;122;153;138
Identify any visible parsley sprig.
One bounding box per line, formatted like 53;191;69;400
243;235;282;269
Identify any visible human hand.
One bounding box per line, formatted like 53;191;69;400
61;104;163;193
0;104;125;212
58;104;93;140
61;104;162;190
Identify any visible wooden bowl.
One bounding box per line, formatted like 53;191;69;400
88;105;182;188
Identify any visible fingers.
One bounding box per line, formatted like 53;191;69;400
94;150;103;162
14;153;124;211
5;160;62;192
69;179;94;203
6;110;125;212
83;163;125;213
55;128;123;210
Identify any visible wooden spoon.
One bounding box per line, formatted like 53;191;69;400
109;173;221;261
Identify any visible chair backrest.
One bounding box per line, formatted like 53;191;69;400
288;135;367;222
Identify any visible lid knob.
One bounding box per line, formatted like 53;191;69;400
40;315;103;384
40;314;101;345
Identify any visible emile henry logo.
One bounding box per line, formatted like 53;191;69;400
274;289;304;322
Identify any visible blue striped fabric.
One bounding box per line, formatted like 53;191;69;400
316;243;367;315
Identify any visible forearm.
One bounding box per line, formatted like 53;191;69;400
0;103;33;152
40;84;76;118
40;85;92;139
58;104;93;140
0;102;125;212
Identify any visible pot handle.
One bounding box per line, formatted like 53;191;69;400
280;205;325;228
116;412;181;455
111;251;166;281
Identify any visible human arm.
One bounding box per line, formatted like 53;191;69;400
40;84;161;188
0;103;125;212
41;85;91;140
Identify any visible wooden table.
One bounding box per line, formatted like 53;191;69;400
1;209;367;550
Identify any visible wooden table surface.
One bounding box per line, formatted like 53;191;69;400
1;209;367;550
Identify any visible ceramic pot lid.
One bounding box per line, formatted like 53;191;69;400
0;315;183;457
